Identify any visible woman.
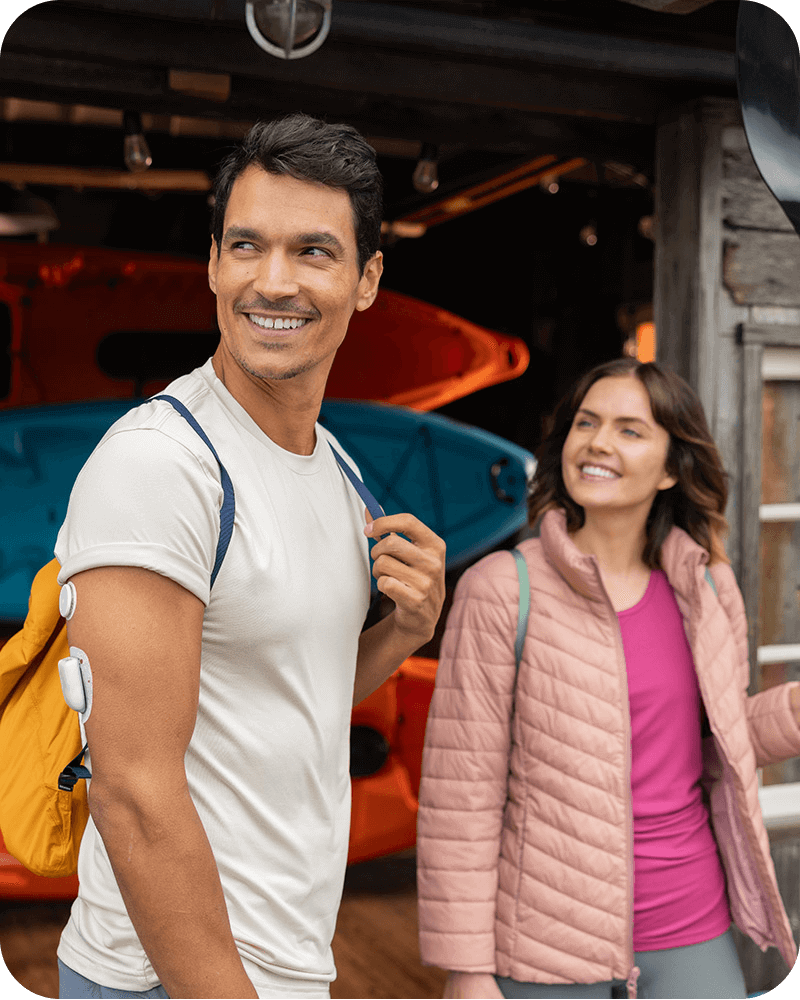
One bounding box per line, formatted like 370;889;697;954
416;358;800;1000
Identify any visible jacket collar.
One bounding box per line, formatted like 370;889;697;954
539;507;709;604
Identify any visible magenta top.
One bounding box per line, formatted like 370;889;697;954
617;569;731;951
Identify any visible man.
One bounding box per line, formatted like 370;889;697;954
54;114;446;1000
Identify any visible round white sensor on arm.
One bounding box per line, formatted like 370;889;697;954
59;581;77;620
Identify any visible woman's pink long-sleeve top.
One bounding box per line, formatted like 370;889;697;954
417;508;800;989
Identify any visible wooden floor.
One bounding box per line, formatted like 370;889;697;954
0;852;447;1000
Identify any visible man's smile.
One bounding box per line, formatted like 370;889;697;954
246;314;311;331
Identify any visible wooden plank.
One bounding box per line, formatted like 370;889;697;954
741;325;800;347
724;232;800;307
741;341;764;694
722;145;796;233
714;334;742;578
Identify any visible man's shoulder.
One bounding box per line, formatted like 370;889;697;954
99;365;222;452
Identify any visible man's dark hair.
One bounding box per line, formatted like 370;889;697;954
211;113;383;274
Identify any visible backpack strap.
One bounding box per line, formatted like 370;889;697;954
153;394;235;588
57;746;91;792
329;443;384;521
511;547;530;674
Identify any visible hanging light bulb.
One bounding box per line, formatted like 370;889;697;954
579;222;598;246
412;143;439;194
246;0;332;60
123;111;153;173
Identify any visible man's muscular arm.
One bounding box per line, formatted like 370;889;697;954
68;566;257;1000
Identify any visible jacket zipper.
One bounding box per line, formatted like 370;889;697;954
594;564;639;997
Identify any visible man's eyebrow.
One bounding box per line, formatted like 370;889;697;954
222;225;261;244
296;231;346;253
577;408;650;426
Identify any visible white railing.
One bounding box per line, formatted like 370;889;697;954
759;502;800;522
759;781;800;829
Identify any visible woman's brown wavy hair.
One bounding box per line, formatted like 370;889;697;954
528;357;730;567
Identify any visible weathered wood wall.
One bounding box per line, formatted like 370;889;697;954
655;96;800;994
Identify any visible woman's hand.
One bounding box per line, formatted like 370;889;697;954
443;971;505;998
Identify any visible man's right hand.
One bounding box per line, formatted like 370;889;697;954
443;971;505;999
68;566;258;999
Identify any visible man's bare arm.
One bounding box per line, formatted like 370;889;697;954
68;566;258;1000
354;512;446;705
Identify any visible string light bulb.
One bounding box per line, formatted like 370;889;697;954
413;143;440;194
123;111;152;173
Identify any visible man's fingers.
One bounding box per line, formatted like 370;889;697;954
364;512;445;551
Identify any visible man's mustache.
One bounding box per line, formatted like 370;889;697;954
235;297;320;320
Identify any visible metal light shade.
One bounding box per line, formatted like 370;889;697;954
0;187;59;237
246;0;332;60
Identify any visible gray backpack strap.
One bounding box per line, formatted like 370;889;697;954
705;566;718;597
511;548;530;674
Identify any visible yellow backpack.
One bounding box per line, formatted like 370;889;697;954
0;558;87;877
0;395;239;878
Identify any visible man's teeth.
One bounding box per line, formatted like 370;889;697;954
248;315;307;330
581;465;618;479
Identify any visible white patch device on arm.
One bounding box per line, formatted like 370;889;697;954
58;647;93;723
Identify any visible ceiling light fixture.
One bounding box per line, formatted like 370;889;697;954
0;185;59;239
246;0;332;60
123;111;153;173
412;144;440;194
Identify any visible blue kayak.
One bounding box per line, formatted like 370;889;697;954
0;398;535;621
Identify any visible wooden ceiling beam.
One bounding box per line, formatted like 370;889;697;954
615;0;719;13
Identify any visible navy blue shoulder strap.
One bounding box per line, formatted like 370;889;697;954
329;443;384;522
152;395;235;589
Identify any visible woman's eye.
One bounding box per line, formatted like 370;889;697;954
621;427;640;437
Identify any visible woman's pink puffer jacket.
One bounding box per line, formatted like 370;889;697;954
417;508;800;993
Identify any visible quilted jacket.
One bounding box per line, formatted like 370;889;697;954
417;508;800;994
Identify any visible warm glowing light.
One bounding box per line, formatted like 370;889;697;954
636;321;656;363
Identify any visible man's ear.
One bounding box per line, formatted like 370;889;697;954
355;251;383;312
208;237;218;295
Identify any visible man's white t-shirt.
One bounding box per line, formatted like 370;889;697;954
54;360;371;993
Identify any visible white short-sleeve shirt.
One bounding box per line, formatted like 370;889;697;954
55;360;371;993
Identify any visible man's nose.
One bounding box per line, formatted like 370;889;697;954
252;250;301;300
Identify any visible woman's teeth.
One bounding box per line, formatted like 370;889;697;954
581;465;619;479
248;315;307;330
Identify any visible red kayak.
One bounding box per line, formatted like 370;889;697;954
0;243;527;411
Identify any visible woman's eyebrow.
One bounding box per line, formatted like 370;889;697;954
577;408;650;426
